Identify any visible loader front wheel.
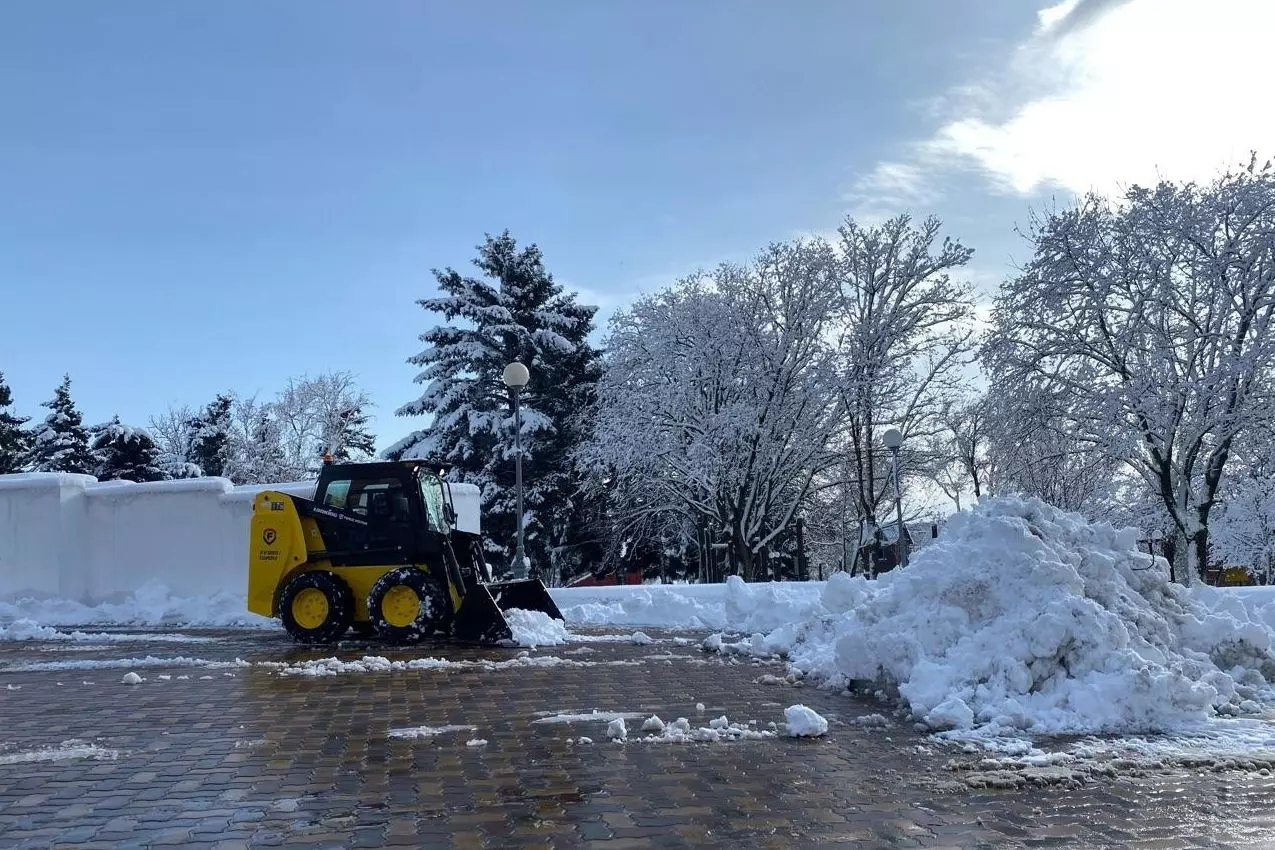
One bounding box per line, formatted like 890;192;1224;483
279;571;353;644
367;567;449;643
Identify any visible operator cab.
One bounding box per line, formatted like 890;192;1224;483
309;459;458;565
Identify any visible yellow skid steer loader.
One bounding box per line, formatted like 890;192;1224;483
245;458;563;645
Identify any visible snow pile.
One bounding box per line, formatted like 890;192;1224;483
543;709;779;744
708;496;1275;744
0;619;65;641
504;608;572;647
784;705;828;737
628;713;777;743
555;580;825;630
0;581;271;629
0;618;218;643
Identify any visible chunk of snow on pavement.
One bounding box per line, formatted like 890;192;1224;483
695;702;705;711
642;715;665;732
630;631;653;645
0;740;121;765
701;496;1275;749
466;738;487;747
606;718;627;740
504;608;572;647
785;705;828;737
121;672;142;685
388;725;477;739
852;714;890;728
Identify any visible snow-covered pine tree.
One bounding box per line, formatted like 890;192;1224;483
188;393;233;478
89;416;167;482
0;371;32;474
386;231;602;582
27;374;96;475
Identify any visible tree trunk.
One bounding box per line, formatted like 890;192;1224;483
732;523;754;581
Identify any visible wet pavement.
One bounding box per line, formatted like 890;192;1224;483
2;625;1275;848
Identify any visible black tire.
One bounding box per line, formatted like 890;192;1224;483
366;566;451;643
279;570;354;644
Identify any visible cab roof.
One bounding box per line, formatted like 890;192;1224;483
318;459;449;477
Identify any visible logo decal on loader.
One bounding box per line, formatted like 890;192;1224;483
263;528;277;545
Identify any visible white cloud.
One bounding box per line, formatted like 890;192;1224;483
859;0;1275;206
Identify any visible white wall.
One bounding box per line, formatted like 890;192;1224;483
0;472;482;605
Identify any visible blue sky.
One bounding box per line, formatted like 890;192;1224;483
1;0;1265;452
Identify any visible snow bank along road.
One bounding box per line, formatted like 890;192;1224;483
3;626;1275;848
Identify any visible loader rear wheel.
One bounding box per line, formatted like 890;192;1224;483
367;566;450;643
279;571;353;644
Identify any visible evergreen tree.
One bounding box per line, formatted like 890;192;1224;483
386;231;603;582
188;393;233;478
27;374;96;474
0;371;31;474
89;416;167;482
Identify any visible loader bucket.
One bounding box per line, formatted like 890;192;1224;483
449;578;564;646
451;584;515;645
487;578;565;621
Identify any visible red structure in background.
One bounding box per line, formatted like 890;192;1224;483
566;566;645;587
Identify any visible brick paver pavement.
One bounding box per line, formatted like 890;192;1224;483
2;625;1275;848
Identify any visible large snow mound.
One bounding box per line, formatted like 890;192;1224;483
712;496;1275;741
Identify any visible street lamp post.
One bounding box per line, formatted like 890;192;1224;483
882;428;907;569
503;361;531;580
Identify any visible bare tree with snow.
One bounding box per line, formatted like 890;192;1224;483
828;214;979;573
270;371;375;477
578;238;843;581
148;404;203;479
984;157;1275;584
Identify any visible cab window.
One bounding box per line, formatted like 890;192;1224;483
323;477;411;523
323;479;351;509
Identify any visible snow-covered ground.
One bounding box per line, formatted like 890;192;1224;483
7;495;1275;768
